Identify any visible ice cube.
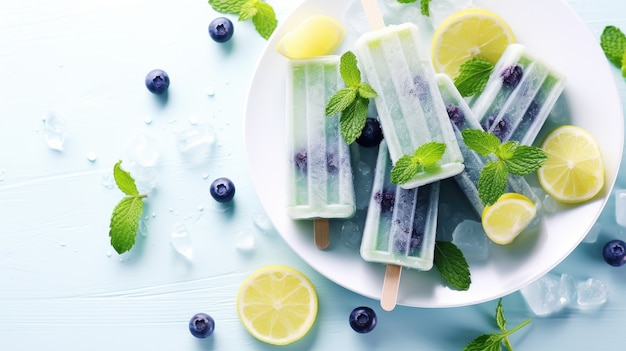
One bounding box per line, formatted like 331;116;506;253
341;220;362;249
576;278;608;308
42;111;66;151
614;189;626;227
170;222;193;260
176;124;216;164
251;212;273;233
582;223;601;244
235;229;255;252
428;0;473;28
127;133;159;167
520;272;568;316
451;219;489;261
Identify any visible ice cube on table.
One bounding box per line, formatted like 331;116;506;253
41;111;67;151
354;23;464;189
436;73;540;215
614;189;626;227
576;278;608;308
470;43;566;145
520;272;571;316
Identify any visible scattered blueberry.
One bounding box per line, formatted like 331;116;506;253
374;190;395;213
482;114;509;141
210;177;236;202
500;65;523;88
523;100;540;121
408;75;429;99
326;152;339;173
293;150;340;173
209;17;234;43
446;104;465;128
145;69;170;95
393;227;423;254
356;118;384;147
603;239;626;267
294;150;308;173
189;313;215;338
349;306;377;333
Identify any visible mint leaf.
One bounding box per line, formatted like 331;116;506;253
250;1;277;39
454;57;494;97
503;145;547;176
434;241;471;290
601;25;626;67
462;129;500;156
108;161;147;254
495;298;507;332
326;88;357;116
478;161;508;206
397;0;417;3
208;0;246;13
340;51;361;87
462;334;502;351
238;0;258;21
420;0;432;16
622;51;626;77
326;51;377;144
109;196;144;254
339;97;369;144
390;142;446;184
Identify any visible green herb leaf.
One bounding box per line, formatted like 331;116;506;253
454;57;494;97
250;1;277;39
108;161;147;254
503;145;547;176
390;142;446;184
340;51;361;87
601;25;626;67
326;88;357;116
462;334;502;351
478;161;508;206
434;241;471;290
397;0;417;3
326;51;377;144
495;298;507;332
622;51;626;77
238;0;257;21
420;0;432;16
113;161;139;196
339;97;369;144
462;129;500;156
208;0;246;14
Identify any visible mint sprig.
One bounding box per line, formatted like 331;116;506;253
209;0;277;40
395;0;431;16
325;51;377;144
108;161;147;254
454;57;494;97
390;142;446;184
434;241;471;290
601;25;626;77
462;298;531;351
462;129;547;205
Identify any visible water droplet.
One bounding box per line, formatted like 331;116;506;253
0;169;6;181
188;114;199;125
60;242;67;247
235;229;255;252
42;111;66;151
170;222;193;260
101;173;115;189
198;205;204;212
206;87;215;96
106;251;112;257
202;172;210;179
144;116;153;125
138;219;148;237
252;212;273;233
86;152;97;162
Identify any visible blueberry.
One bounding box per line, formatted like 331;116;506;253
482;114;508;141
210;177;236;202
408;75;429;99
294;150;308;173
524;100;540;121
326;152;339;173
446;104;465;128
603;239;626;267
393;227;423;254
189;313;215;338
500;65;523;88
349;306;377;333
374;190;395;213
209;17;234;43
293;150;340;173
356;118;384;147
145;69;170;95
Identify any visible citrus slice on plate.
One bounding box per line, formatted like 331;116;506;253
431;8;516;79
481;193;537;245
275;15;345;59
538;125;605;203
237;265;318;345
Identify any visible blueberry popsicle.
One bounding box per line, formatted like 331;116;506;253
354;21;465;189
437;73;540;215
286;56;356;249
361;141;439;310
470;43;567;145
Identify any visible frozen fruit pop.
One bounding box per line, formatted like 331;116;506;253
361;140;439;311
470;43;567;145
354;21;464;189
286;56;356;249
436;73;540;215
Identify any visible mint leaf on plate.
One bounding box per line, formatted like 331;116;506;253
434;241;471;291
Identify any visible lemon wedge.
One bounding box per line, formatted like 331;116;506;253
431;8;516;79
275;15;345;59
237;265;318;345
538;125;605;203
481;193;537;245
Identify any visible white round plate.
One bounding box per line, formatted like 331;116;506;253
243;0;623;307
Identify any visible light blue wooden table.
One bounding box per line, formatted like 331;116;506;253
0;0;625;349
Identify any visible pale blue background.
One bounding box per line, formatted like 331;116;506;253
1;0;625;350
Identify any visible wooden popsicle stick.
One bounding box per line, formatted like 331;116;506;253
314;218;330;250
380;264;402;311
360;0;386;30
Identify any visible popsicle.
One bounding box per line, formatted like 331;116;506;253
361;140;439;311
285;56;356;249
354;6;464;190
436;73;540;215
469;43;567;145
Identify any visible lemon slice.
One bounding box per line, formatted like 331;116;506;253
538;125;605;203
431;8;516;79
481;193;537;245
237;265;318;345
275;15;345;59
